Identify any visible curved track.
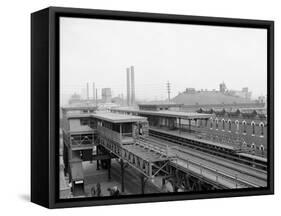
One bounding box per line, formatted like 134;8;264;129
149;128;267;170
138;135;267;188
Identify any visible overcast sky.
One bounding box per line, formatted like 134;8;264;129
60;17;267;104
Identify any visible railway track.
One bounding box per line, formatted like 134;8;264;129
146;136;267;180
149;128;267;170
137;135;267;188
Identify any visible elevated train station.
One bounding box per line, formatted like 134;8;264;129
60;105;267;198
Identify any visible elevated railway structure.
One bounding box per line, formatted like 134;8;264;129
149;128;267;170
61;106;267;197
62;108;174;196
110;107;267;168
139;136;266;188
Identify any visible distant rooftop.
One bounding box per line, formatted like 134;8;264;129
173;91;253;105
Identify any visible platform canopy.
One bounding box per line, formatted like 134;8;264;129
91;112;147;123
111;107;214;120
64;111;147;124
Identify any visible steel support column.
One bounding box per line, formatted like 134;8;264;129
96;146;100;170
108;158;111;180
121;159;125;192
140;175;148;194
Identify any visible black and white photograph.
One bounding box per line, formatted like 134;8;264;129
1;0;280;213
59;16;269;199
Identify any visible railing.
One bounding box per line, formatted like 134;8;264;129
171;155;261;188
138;136;262;188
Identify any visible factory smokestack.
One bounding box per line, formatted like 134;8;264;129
130;66;135;105
96;88;98;106
126;68;131;106
86;83;89;100
92;82;95;101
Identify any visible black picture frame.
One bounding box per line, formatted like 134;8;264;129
31;6;274;209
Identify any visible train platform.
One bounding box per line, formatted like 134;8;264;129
149;127;267;162
150;126;235;150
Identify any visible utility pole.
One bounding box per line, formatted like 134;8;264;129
167;81;171;102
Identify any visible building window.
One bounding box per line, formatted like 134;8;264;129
81;119;89;126
251;121;255;136
215;118;219;130
228;119;231;132
222;119;225;131
210;117;213;130
260;145;265;157
242;120;247;134
235;120;239;133
251;143;256;154
260;122;264;137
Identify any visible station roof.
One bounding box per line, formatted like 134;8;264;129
91;112;147;123
66;112;147;124
111;108;214;120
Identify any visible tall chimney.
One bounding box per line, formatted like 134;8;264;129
130;66;135;105
126;68;131;106
92;82;95;101
86;83;89;100
95;88;98;106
